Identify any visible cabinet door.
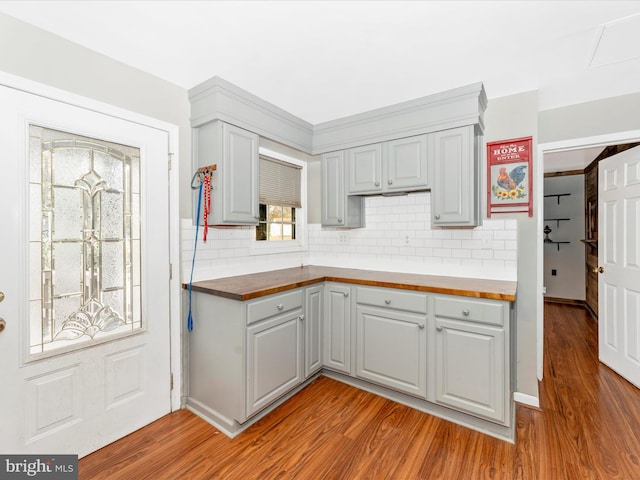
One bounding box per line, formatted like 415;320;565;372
323;284;352;374
304;286;323;378
321;151;345;226
321;152;364;227
221;123;259;224
356;306;426;397
431;126;477;226
434;318;506;423
246;310;303;418
386;135;429;191
348;144;382;194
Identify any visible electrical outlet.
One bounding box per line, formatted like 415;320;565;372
552;269;557;276
543;286;547;294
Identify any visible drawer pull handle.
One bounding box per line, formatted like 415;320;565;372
343;291;350;297
435;214;441;220
462;309;470;316
337;218;343;223
384;299;391;304
418;323;425;329
277;304;284;310
436;326;443;332
299;315;305;321
375;181;380;187
388;179;393;185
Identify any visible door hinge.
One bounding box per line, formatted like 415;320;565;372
170;373;174;390
168;153;174;170
169;263;173;280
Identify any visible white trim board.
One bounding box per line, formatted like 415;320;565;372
0;69;183;412
513;391;540;409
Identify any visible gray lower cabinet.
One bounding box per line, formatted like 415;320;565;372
355;286;427;398
430;125;481;226
432;295;510;425
188;287;314;435
304;285;323;378
193;120;259;225
321;151;364;227
323;283;352;374
246;306;304;418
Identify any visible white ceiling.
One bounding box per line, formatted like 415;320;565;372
1;1;640;126
544;146;604;173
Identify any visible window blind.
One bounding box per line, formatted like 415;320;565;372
259;156;302;208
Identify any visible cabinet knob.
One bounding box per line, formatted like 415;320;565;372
462;309;470;316
375;181;380;187
436;325;443;332
299;314;305;321
277;303;284;310
388;179;393;185
343;291;350;297
418;323;425;329
337;218;343;223
384;299;391;305
434;214;441;220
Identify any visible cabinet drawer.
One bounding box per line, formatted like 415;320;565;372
433;296;504;326
247;289;303;325
356;287;427;314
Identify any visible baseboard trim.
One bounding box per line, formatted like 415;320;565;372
513;392;540;409
544;297;585;306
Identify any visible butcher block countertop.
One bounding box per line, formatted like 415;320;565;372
186;266;517;302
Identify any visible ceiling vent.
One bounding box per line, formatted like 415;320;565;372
587;13;640;68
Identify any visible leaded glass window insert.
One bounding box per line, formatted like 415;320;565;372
29;125;142;356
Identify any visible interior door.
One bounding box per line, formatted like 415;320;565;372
0;84;171;456
598;145;640;388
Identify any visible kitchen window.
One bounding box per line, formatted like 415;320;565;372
251;149;306;254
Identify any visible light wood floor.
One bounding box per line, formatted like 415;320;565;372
79;303;640;479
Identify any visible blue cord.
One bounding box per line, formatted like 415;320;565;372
187;182;203;332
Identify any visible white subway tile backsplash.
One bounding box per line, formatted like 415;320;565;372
182;191;518;283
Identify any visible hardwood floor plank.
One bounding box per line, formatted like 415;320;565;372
79;303;640;479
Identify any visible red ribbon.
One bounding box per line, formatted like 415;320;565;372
202;174;211;241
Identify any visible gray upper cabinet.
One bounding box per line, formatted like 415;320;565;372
386;135;430;191
321;151;364;227
347;135;429;195
194;120;259;225
430;125;481;226
348;144;383;194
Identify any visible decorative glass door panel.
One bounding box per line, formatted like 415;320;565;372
29;125;142;356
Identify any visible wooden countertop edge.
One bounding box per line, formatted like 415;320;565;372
184;272;516;302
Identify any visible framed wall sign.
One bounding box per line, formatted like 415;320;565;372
487;136;533;217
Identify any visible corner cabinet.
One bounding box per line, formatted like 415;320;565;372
321;151;364;227
323;283;353;374
431;295;510;425
304;285;323;378
193;120;259;225
430;125;481;226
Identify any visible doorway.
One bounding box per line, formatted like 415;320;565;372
0;74;181;457
537;130;640;381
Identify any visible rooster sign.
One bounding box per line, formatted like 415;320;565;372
487;137;533;216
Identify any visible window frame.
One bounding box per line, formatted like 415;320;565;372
250;148;307;255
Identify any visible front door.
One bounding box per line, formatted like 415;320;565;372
598;145;640;388
0;84;171;456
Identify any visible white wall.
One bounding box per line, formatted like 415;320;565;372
543;175;585;300
0;12;193;218
484;91;540;400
